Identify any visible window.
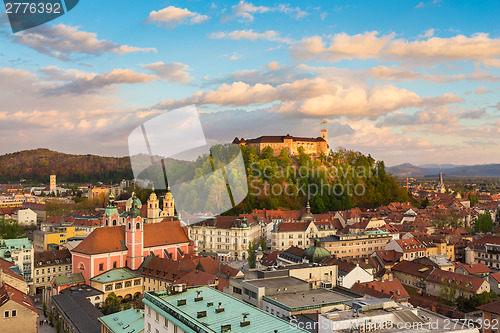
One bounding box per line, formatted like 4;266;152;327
156;330;159;333
155;312;159;321
99;263;104;271
113;262;117;269
4;311;9;318
11;310;16;317
147;323;151;332
164;318;168;327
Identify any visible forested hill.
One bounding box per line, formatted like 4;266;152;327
0;147;408;213
0;149;133;184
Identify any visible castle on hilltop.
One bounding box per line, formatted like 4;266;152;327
232;129;329;156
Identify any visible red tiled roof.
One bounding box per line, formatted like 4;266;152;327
277;222;309;232
455;263;492;274
176;269;219;288
468;235;500;250
0;258;25;283
34;249;71;267
353;279;409;300
426;268;487;293
395;238;426;252
478;300;500;315
392;260;432;278
72;220;189;255
0;283;37;314
489;272;500;283
374;250;403;265
261;250;282;266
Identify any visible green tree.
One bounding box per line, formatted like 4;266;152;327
247;241;256;268
259;238;266;251
475;213;493;233
262;146;274;160
0;219;26;238
43;301;47;317
102;292;121;315
56;319;61;333
49;309;54;326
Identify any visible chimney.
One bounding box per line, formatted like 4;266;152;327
389;275;393;281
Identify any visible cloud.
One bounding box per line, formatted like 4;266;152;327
222;1;270;22
228;53;242;61
202;64;315;87
385;33;500;63
209;29;293;44
141;62;192;84
8;24;156;61
458;108;486;119
377;107;458;127
41;68;157;95
153;77;460;120
276;4;307;19
290;31;500;65
290;31;394;62
475;86;491;94
370;65;465;82
145;6;209;28
197;108;353;144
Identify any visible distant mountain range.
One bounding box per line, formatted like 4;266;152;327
387;163;500;177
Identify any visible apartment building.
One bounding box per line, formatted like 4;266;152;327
32;248;72;297
319;230;393;259
189;215;261;260
0;238;34;283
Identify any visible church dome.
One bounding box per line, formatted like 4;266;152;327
126;192;142;208
302;239;331;263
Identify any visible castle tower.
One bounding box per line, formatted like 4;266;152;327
161;185;175;217
125;193;144;270
147;186;160;222
321;129;328;142
50;175;56;193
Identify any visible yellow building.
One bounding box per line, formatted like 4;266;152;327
415;236;455;261
32;249;72;297
320;230;393;259
90;268;142;302
34;216;100;251
233;130;329;156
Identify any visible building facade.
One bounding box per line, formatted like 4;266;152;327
233;130;329;156
189;216;261;260
32;248;72;297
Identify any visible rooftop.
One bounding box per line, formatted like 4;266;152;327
143;286;309;332
52;293;102;333
245;276;306;288
53;272;85;286
99;308;144;333
91;268;139;284
263;288;352;311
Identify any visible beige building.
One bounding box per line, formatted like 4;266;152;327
233;129;329;156
320;230;393;259
189;215;261;260
90;268;142;302
32;249;72;297
0;282;38;333
426;268;490;298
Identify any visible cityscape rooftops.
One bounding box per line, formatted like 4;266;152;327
263;288;352;312
99;308;144;333
143;286;309;332
90;268;139;284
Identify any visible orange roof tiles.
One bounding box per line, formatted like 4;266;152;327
73;220;189;255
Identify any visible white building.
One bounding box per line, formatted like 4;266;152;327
16;208;37;225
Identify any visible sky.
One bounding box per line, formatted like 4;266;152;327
0;0;499;166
